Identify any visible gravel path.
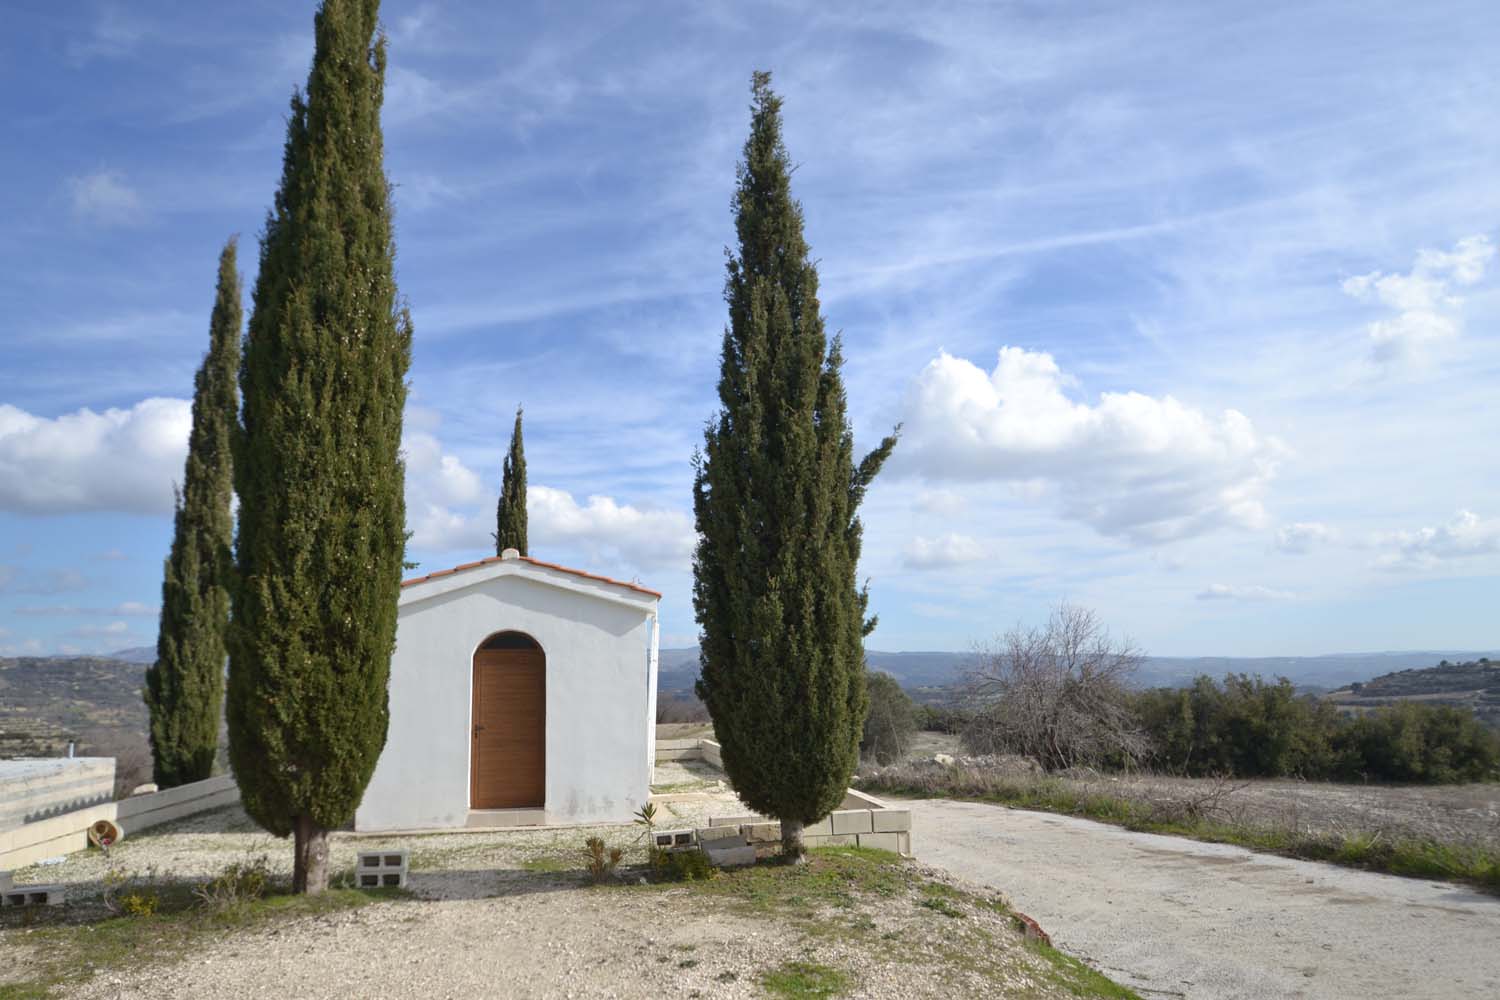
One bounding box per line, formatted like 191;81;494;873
905;797;1500;1000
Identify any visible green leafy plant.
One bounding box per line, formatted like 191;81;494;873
583;836;624;884
634;802;659;865
665;849;714;882
101;864;162;918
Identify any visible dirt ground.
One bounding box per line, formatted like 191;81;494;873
1;769;1118;999
906;797;1500;1000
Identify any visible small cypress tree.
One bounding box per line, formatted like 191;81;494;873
229;0;412;894
494;405;527;555
144;238;240;789
693;72;897;861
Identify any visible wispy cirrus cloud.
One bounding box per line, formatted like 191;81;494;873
1197;583;1296;602
67;170;145;227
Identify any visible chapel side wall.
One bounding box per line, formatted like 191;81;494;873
355;573;654;831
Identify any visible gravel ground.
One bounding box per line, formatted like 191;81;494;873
3;782;1113;999
906;797;1500;1000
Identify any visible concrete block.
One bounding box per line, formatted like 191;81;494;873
1;885;65;907
824;834;858;846
803;816;833;837
0;872;12;891
839;787;889;811
709;814;760;827
740;822;780;843
897;832;911;857
356;870;408;889
802;834;829;848
696;824;743;843
871;809;911;833
357;849;409;871
830;809;873;835
703;843;756;868
654;829;697;849
857;832;901;853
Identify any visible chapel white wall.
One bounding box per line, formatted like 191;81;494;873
355;571;655;831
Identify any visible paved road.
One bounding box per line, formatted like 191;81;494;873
906;798;1500;1000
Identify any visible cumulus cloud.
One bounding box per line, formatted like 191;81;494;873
1342;235;1494;367
0;399;189;514
1273;521;1335;554
401;433;694;572
895;348;1282;543
68;170;145;226
1197;583;1296;602
1373;510;1500;571
902;533;988;569
529;486;695;571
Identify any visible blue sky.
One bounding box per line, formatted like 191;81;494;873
1;1;1498;659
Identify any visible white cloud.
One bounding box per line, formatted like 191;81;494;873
902;533;988;570
529;486;695;572
895;348;1282;543
1342;234;1494;367
401;432;695;572
68;170;145;226
68;621;132;639
1273;521;1335;554
914;489;967;516
0;399;190;514
1373;510;1500;571
1197;583;1296;602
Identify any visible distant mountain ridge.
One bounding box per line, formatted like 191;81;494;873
658;647;1500;694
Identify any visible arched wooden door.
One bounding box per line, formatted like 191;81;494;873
470;631;545;809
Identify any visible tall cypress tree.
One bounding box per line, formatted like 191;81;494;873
494;405;527;555
229;0;411;894
144;238;240;790
693;73;897;861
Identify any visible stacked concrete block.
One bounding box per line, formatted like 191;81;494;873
652;829;697;852
356;849;409;889
1;883;65;907
697;823;746;843
739;822;782;859
0;871;11;892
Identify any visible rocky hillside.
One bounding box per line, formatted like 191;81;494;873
1326;658;1500;727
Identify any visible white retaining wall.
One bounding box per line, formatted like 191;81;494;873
0;774;238;871
0;758;115;831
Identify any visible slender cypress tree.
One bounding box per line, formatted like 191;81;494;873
144;238;240;789
693;73;897;862
229;0;412;894
494;405;527;555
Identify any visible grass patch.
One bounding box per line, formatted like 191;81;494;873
520;855;574;873
861;767;1500;893
759;960;852;998
1029;941;1141;999
0;886;405;999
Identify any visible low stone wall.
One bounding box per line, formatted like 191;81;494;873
709;788;912;857
0;774;238;871
0;758;116;831
654;737;724;767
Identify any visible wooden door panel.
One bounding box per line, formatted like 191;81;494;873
471;649;545;808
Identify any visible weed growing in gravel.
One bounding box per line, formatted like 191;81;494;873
759;960;852;998
583;836;624;883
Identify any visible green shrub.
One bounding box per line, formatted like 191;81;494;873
583;836;624;884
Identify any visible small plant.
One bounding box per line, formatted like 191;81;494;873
583;836;624;884
102;864;162;918
195;853;271;911
760;960;851;998
664;848;714;882
634;802;660;865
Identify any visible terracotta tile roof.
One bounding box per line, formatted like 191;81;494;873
401;554;662;599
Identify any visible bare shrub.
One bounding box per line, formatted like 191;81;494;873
656;694;711;724
962;603;1148;771
583;836;624;883
194;853;272;911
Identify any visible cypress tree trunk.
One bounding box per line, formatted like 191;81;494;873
494;405;528;555
229;0;411;894
144;238;240;789
693;73;897;863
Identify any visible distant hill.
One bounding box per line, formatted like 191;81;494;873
0;656;149;765
1326;658;1500;727
658;647;1500;695
107;646;157;665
